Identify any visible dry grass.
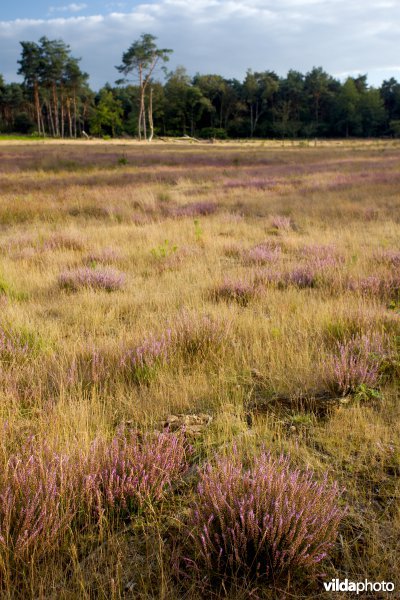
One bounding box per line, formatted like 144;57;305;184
0;140;399;598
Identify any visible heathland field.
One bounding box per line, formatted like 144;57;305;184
0;139;399;598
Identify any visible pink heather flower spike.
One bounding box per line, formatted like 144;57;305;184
179;451;345;586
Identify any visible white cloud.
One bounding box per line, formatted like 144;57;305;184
0;0;399;88
49;3;87;13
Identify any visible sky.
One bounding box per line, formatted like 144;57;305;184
1;0;399;90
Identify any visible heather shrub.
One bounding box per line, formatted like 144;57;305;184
254;266;318;290
83;247;120;265
43;232;85;251
347;275;382;296
83;430;190;519
224;177;275;190
325;333;387;396
0;233;37;254
299;244;344;269
243;243;281;265
173;201;218;217
120;313;224;381
213;279;257;306
120;330;173;383
374;249;400;267
180;452;344;588
348;274;400;300
0;441;77;578
58;267;126;291
0;431;190;582
285;266;317;288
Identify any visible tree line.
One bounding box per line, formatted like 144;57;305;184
2;33;400;139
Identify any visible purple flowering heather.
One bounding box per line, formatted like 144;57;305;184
377;249;400;267
213;279;257;305
172;202;218;217
300;244;344;270
183;451;344;585
0;442;77;569
44;232;85;251
285;266;317;288
120;330;173;373
351;276;387;296
84;247;120;264
0;431;190;575
120;313;224;376
348;275;400;299
244;243;281;265
327;333;386;395
58;267;126;292
83;430;190;517
223;177;276;190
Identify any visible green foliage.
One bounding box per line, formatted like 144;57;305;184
116;34;172;140
199;127;228;139
90;89;123;137
288;413;316;428
389;120;400;137
3;38;400;138
354;384;382;402
193;219;203;242
116;34;172;80
359;88;386;136
150;239;177;259
0;274;28;301
388;299;400;312
13;112;35;134
16;37;89;137
335;78;362;136
163;67;211;136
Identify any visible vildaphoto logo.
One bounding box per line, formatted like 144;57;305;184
323;579;395;594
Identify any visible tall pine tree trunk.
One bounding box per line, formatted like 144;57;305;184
73;91;77;137
142;93;147;140
34;81;42;135
148;86;154;142
67;97;72;138
61;89;65;138
47;98;55;136
137;66;143;140
52;82;59;136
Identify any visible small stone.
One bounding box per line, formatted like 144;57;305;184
124;580;136;592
